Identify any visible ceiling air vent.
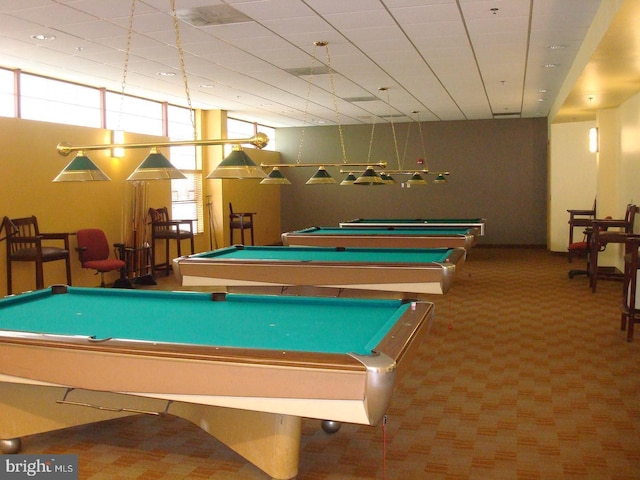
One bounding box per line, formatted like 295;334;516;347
492;112;521;119
285;66;331;76
176;5;252;26
344;96;378;103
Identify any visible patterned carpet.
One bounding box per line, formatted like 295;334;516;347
13;247;640;479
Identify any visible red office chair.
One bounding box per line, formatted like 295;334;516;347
76;228;127;287
567;198;596;263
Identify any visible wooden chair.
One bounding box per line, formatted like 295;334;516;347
621;235;640;342
568;234;591;279
589;204;638;293
148;207;195;276
229;203;255;245
2;215;72;294
567;198;596;263
76;228;128;288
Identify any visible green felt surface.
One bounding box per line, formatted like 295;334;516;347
192;246;454;263
295;227;474;236
0;287;408;355
347;218;483;224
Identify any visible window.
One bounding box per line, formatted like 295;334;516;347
20;74;101;127
167;105;202;233
0;68;14;118
3;66;276;238
105;92;163;135
225;118;275;155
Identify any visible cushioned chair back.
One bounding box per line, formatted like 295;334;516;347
76;229;110;263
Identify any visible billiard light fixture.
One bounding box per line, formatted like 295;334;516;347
260;167;291;185
54;134;269;182
353;166;385;185
206;144;267;179
340;172;357;186
340;168;450;185
53;151;111;182
306;166;336;185
55;1;271;182
406;172;428;185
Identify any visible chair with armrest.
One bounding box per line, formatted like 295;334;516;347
76;228;128;288
569;215;612;279
567;197;596;263
148;207;195;276
589;204;638;293
2;215;72;295
229;203;255;245
621;234;640;342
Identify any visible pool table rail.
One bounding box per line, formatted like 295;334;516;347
0;293;434;426
174;246;465;295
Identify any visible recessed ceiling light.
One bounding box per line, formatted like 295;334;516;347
31;34;56;41
547;45;566;50
538;89;548;93
199;84;215;88
543;64;559;68
156;72;175;77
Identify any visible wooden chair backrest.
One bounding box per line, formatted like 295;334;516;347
4;216;41;255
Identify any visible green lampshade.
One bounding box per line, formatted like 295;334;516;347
306;166;336;185
260;167;291;185
53;153;111;182
433;173;448;184
354;166;384;185
206;147;267;179
380;172;396;184
340;172;357;186
127;148;186;181
407;172;428;185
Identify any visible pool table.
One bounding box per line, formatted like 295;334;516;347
173;245;466;295
0;286;433;480
340;217;487;236
282;226;479;251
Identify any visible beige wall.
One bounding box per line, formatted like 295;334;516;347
276;118;548;246
548;121;597;252
548;90;640;266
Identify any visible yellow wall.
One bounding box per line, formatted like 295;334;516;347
199;110;282;249
0;114;282;295
0;117;172;293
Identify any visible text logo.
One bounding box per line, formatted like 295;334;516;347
0;455;78;479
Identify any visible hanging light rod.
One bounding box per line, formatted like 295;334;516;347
56;133;269;156
262;161;387;169
340;168;449;175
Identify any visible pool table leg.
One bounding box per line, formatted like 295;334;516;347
172;402;302;480
0;382;144;442
0;381;302;480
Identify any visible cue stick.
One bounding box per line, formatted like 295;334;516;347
206;194;218;250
